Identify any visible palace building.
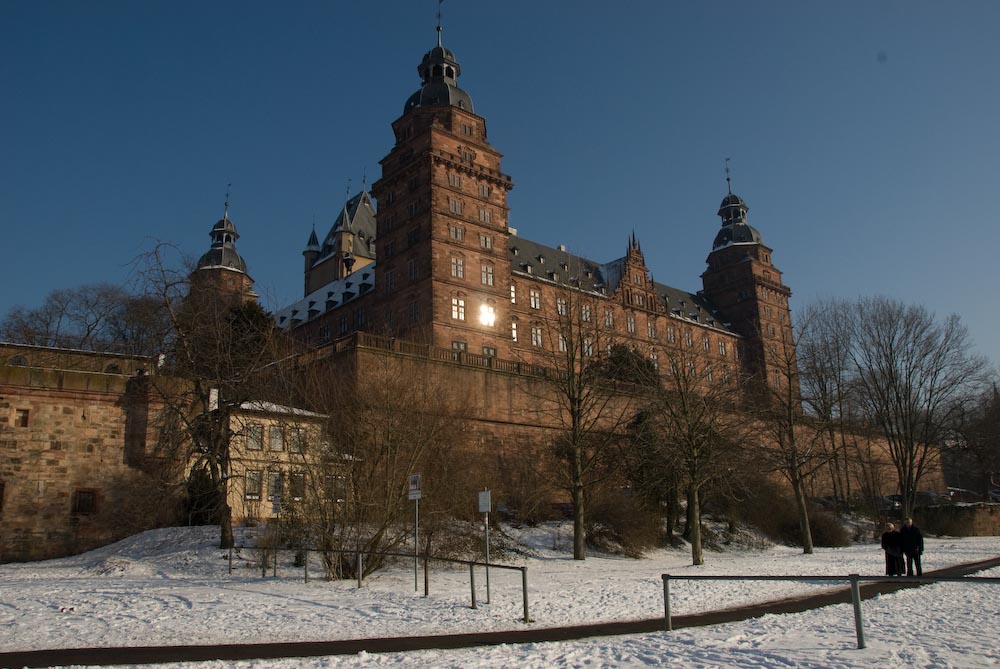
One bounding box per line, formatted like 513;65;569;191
267;28;794;391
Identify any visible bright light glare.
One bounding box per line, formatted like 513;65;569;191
479;304;495;327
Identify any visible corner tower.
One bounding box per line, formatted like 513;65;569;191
370;27;514;354
701;183;792;391
190;196;257;305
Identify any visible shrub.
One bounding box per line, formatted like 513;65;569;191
585;486;662;557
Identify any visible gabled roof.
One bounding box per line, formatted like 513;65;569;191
317;191;377;262
507;237;736;334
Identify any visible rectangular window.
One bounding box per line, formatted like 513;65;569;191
450;225;464;241
269;426;284;451
510;284;516;303
511;321;518;342
354;309;366;329
72;489;97;514
703;335;710;351
452;340;467;352
605;310;614;327
581;305;592;322
707;366;714;383
479;208;492;223
719;340;727;357
461;123;474;136
650;353;658;370
246;424;263;451
584;338;593;357
449;198;463;214
667;326;675;343
289;427;305;454
14;409;29;428
685;330;693;347
479;184;491;197
627;315;636;334
483;346;497;357
384;270;397;293
531;326;543;347
338;316;348;335
556;298;567;316
558;334;567;352
480;303;496;326
385;240;396;257
480;234;493;249
634;294;645;307
451;256;464;278
529;289;541;309
448;173;462;188
481;264;494;286
407;202;418;216
268;472;283;500
245;471;262;500
647;321;656;338
408;302;419;324
462;149;474;161
408;258;419;280
290;473;306;500
767;324;776;336
452;298;466;321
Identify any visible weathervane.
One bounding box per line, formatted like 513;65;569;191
725;158;732;195
224;182;232;221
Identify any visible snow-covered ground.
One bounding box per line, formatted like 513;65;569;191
1;525;998;668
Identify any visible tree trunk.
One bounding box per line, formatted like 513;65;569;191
689;484;703;566
792;476;813;554
572;480;586;560
219;501;234;549
682;487;695;542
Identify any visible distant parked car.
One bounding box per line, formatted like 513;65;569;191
947;487;981;502
913;491;951;507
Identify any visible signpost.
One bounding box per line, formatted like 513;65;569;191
408;473;422;591
479;488;492;604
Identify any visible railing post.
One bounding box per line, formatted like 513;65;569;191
663;574;672;631
357;550;363;589
521;566;530;623
423;555;429;598
849;574;866;649
304;550;309;584
470;563;477;609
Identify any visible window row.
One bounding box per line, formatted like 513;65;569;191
451;297;497;327
244;424;307;454
243;470;307;502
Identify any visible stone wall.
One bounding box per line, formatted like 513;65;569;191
917;503;1000;537
0;364;180;562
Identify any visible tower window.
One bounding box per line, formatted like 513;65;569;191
452;298;466;321
451;257;464;279
529;289;541;310
449;198;463;215
14;409;29;427
479;184;491;198
461;123;473;135
72;490;97;515
481;264;494;286
448;173;462;188
450;225;464;241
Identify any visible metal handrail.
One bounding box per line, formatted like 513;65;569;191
660;573;1000;648
230;545;530;623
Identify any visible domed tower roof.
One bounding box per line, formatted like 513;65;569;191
403;27;474;114
196;200;248;273
712;191;763;250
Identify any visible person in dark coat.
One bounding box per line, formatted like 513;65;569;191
900;517;924;576
880;523;904;576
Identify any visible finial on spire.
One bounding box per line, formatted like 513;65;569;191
224;182;232;221
725;158;732;195
436;0;444;46
361;168;367;192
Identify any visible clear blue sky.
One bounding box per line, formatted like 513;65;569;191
2;1;998;364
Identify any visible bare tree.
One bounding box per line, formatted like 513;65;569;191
517;289;650;560
291;351;470;578
1;283;170;355
849;297;989;517
635;344;748;565
139;243;282;549
952;384;1000;500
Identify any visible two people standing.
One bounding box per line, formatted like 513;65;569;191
881;517;924;576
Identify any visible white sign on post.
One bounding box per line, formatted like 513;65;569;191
408;473;422;500
478;489;491;513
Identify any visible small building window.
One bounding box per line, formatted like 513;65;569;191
268;472;283;501
510;284;516;303
479;184;491;198
450;225;464;241
448;173;462;188
14;409;30;427
8;355;28;366
245;471;262;500
269;426;284;452
627;315;636;334
290;473;306;501
479;208;492;223
480;234;493;249
529;289;541;310
481;264;495;286
246;424;263;451
452;298;466;321
72;489;97;515
511;321;518;342
557;298;567;316
104;364;122;374
449;198;464;214
289;428;306;454
451;256;465;279
483;346;497;357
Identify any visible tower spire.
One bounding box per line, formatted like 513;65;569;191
725;158;732;196
436;0;443;46
223;182;232;221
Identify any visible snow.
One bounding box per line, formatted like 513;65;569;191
1;525;998;668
